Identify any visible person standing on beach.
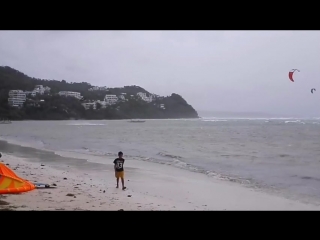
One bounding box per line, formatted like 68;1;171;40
113;151;126;190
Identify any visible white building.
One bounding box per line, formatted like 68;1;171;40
82;102;96;110
160;104;165;109
88;86;99;91
24;91;37;97
44;86;51;92
33;85;45;95
96;100;107;108
58;91;82;100
118;95;125;101
82;100;108;110
25;85;51;96
88;86;108;91
137;92;153;103
104;95;118;105
8;90;26;107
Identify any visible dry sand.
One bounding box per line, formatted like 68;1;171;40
1;152;320;210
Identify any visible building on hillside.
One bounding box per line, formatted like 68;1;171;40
88;86;108;91
24;91;37;97
44;86;51;92
25;99;44;108
88;86;99;91
96;100;107;108
33;85;45;95
24;85;51;97
81;101;96;110
34;85;51;94
160;104;165;109
118;95;125;101
8;90;26;107
104;95;118;105
137;92;153;103
58;91;82;99
82;100;108;110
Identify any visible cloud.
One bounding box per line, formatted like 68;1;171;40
0;30;319;116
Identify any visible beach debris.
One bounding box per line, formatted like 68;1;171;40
127;195;132;197
66;193;75;197
103;190;105;193
5;163;9;166
41;164;45;166
52;183;57;186
63;178;67;180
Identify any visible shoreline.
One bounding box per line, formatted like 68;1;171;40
0;153;168;211
1;117;201;122
1;141;320;210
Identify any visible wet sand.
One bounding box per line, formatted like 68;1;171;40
1;141;320;210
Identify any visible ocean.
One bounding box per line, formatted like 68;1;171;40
1;118;320;203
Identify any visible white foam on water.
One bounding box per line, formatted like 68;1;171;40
67;123;106;126
202;119;228;122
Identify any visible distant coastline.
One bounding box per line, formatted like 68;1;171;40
0;66;198;120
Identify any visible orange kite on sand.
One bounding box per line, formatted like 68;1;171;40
0;162;35;194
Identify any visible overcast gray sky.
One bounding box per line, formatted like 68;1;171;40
0;30;319;116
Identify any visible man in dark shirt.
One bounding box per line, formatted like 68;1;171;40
113;151;126;190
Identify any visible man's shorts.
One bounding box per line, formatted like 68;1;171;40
115;171;124;178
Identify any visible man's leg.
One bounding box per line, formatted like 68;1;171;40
121;177;126;190
115;172;119;188
120;171;126;190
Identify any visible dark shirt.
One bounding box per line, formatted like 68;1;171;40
113;158;125;172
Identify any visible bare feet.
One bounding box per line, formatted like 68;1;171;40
116;185;119;188
122;187;126;190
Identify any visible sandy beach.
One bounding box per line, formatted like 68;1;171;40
1;150;320;210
